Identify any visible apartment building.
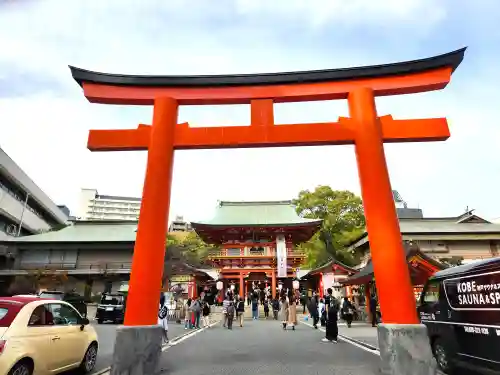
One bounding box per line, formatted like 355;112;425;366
77;188;141;221
0;147;68;241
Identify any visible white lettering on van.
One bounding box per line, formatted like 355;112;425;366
453;276;500;307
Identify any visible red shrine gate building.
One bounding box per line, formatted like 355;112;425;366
190;200;322;298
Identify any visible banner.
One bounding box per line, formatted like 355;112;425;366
276;234;287;278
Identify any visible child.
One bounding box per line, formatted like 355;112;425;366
272;297;280;320
263;298;270;319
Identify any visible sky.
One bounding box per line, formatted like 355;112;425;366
1;0;500;223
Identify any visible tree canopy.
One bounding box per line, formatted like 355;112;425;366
293;186;365;268
164;231;217;275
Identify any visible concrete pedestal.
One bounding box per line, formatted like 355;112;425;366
377;324;437;375
110;325;163;375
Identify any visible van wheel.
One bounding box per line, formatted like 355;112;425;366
78;343;98;374
8;359;33;375
432;338;452;373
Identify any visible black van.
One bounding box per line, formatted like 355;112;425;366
95;292;127;324
418;257;500;374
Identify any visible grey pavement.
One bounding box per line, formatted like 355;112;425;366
64;321;196;375
158;318;381;375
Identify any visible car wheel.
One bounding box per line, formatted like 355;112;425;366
8;360;33;375
97;319;103;324
78;343;98;374
432;338;452;374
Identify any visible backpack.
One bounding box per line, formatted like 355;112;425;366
158;304;169;319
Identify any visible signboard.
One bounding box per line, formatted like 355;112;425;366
444;270;500;310
171;275;192;283
276;235;287;278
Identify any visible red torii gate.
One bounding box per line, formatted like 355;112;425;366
70;48;465;330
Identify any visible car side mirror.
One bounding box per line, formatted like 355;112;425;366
80;317;90;330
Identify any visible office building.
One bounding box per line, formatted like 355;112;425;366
0;147;69;240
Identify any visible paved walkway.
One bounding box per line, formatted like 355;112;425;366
158;317;381;375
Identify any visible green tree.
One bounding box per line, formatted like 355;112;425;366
164;232;217;270
293;186;365;267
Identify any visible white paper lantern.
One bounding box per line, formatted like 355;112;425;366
292;280;300;290
230;283;235;291
216;281;223;290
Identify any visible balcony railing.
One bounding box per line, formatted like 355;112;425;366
208;249;305;258
11;262;132;271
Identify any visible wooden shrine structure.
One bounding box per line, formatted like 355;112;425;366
69;47;465;327
191;200;321;298
341;241;446;320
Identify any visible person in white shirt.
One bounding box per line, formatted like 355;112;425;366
158;294;169;344
318;298;326;327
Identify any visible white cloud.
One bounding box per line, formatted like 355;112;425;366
0;0;499;223
234;0;447;30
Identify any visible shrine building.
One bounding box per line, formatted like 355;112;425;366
190;201;322;298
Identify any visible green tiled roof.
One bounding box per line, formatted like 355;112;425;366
7;221;138;243
191;201;322;227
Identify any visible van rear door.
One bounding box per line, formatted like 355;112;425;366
443;270;500;372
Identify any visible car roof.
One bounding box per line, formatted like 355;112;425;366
0;296;44;305
431;257;500;280
40;291;64;293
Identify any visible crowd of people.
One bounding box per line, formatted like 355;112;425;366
219;288;299;330
157;286;378;344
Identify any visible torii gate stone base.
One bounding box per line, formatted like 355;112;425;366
70;47;465;375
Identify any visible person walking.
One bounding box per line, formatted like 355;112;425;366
191;297;202;329
341;297;355;328
184;298;192;329
318;298;326;327
222;294;231;327
279;295;289;330
323;288;340;343
226;300;235;330
287;295;298;330
308;295;319;329
369;294;379;327
158;294;169;344
202;300;211;328
236;295;245;327
251;293;259;320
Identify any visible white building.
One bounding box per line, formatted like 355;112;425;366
77;188;141;221
168;215;192;232
0;147;69;240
